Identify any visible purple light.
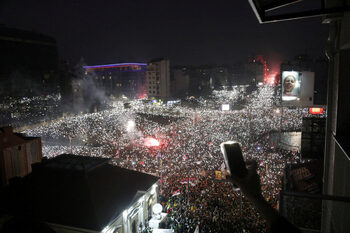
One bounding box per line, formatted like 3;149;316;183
84;63;147;69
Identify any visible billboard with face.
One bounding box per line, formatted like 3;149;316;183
282;71;300;101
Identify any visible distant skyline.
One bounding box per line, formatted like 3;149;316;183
1;0;329;68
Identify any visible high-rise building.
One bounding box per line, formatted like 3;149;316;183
0;126;42;186
84;63;147;99
171;69;190;97
146;59;170;99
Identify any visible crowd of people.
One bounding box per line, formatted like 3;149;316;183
22;86;323;232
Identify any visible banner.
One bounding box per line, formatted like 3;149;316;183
282;71;300;101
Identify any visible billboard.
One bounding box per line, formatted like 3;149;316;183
309;108;324;115
282;71;300;101
281;71;314;107
221;104;230;111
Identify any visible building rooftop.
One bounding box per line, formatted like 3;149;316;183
0;26;56;46
0;126;40;150
1;154;159;231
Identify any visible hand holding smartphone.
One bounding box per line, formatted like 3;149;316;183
220;141;248;179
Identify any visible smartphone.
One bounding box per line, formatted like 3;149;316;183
220;141;248;178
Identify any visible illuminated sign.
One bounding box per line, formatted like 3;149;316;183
222;104;230;111
309;108;323;115
282;71;300;101
83;63;146;69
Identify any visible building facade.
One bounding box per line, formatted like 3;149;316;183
0;154;160;233
0;126;42;186
146;59;170;99
171;69;190;97
280;54;328;105
84;63;147;99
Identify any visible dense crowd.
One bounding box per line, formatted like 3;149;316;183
22;86;324;232
0;94;61;128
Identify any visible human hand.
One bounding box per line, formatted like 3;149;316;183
228;160;264;201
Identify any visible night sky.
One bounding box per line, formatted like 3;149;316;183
1;0;329;67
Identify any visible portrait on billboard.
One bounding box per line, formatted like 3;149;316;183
282;71;300;101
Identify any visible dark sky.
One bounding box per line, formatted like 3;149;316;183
1;0;329;67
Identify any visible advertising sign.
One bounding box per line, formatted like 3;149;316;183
281;71;314;107
222;104;230;111
282;71;300;101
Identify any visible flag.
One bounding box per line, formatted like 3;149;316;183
181;178;194;184
172;189;180;197
138;161;145;165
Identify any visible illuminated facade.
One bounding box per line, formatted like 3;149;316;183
84;63;147;99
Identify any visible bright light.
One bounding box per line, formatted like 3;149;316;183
123;210;127;221
222;104;230;111
282;96;298;101
258;82;263;86
275;109;280;114
152;203;163;214
144;137;160;147
151;183;157;194
102;226;112;233
309;108;323;114
126;120;136;132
